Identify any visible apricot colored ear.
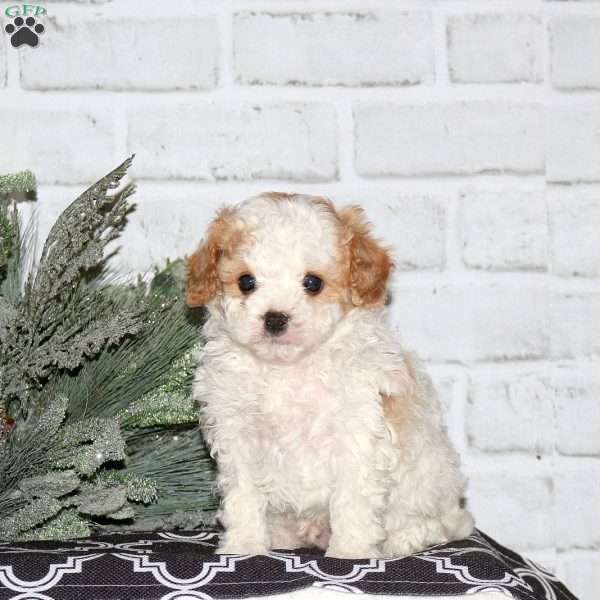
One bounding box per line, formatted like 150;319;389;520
185;208;240;307
337;205;393;308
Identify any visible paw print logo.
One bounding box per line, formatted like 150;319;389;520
4;16;45;48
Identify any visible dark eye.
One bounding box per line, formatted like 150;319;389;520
303;274;323;295
238;274;256;294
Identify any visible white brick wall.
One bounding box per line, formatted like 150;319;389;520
550;17;600;89
0;109;115;183
550;293;600;358
128;103;338;181
550;188;600;277
234;11;434;87
546;106;600;183
355;102;544;176
467;374;553;454
468;474;555;550
563;555;600;600
460;191;547;271
555;466;600;550
447;14;543;84
20;19;219;90
390;283;549;362
0;31;6;87
553;370;600;456
1;1;599;597
334;193;446;271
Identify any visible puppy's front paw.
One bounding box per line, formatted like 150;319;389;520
325;540;381;559
217;540;269;555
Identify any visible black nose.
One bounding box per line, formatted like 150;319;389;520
264;311;289;336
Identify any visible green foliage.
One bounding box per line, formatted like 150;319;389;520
0;170;35;295
0;158;217;541
0;157;143;414
0;170;36;197
125;428;217;521
18;510;91;541
0;206;15;276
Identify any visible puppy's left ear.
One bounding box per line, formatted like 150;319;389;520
186;208;240;307
338;205;393;308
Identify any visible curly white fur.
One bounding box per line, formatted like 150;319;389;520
188;193;474;558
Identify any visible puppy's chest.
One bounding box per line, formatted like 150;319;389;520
257;369;337;450
250;367;342;488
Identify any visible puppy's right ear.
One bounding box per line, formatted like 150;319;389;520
186;208;240;307
337;205;393;308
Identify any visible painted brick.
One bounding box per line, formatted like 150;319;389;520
550;17;600;89
334;194;445;271
552;371;600;456
549;188;600;277
468;475;554;550
110;189;229;273
467;375;553;454
546;107;600;183
113;190;446;272
355;102;543;177
21;185;232;275
550;293;600;358
562;555;600;600
448;14;542;84
111;187;481;274
234;11;434;86
0;110;115;184
429;374;455;421
429;373;464;451
0;24;6;87
460;191;547;271
389;283;548;362
555;467;600;550
20;19;218;90
128;103;338;182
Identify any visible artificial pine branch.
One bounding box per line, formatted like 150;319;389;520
0;158;216;541
0;156;143;415
1;169;36;301
125;427;217;521
24;156;135;328
0;206;15;276
0;170;36;197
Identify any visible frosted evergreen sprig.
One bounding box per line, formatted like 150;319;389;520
93;470;159;505
125;428;217;520
119;349;199;428
54;417;126;476
25;156;136;326
0;158;216;540
0;157;142;413
0;206;15;273
0;171;36;197
0;496;63;540
16;509;91;541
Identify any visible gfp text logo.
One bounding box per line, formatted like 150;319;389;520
5;4;46;17
4;4;46;47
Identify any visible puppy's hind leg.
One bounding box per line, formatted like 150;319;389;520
380;369;474;557
381;452;474;557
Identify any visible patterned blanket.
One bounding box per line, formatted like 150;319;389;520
0;529;577;600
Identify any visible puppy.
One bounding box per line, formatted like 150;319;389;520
186;193;474;558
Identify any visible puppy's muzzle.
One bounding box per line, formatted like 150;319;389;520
264;311;289;336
